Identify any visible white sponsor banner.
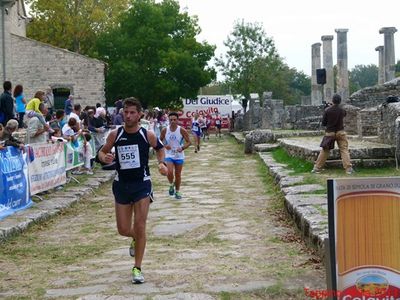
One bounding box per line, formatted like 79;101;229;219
28;143;66;195
182;95;233;118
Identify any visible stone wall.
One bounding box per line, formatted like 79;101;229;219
358;107;380;136
283;105;323;130
242;79;400;145
342;104;359;135
261;99;285;129
260;101;358;134
10;34;106;106
348;77;400;109
378;102;400;144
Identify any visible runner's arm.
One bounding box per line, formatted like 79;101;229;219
179;127;192;152
159;127;170;150
98;130;117;164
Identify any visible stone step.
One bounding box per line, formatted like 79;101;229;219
325;158;395;168
280;137;395;161
254;143;280;152
229;132;245;144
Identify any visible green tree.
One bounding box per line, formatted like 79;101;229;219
276;67;311;105
395;60;400;77
349;64;379;94
200;81;231;95
289;69;311;97
95;0;215;107
216;20;293;110
26;0;129;54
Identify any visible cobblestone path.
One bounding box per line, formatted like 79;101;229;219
0;135;325;299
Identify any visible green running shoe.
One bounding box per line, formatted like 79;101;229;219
132;267;144;284
129;239;135;257
175;191;182;200
168;185;175;196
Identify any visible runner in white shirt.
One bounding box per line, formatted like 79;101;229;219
160;112;191;200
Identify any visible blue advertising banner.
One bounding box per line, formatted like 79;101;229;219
0;146;32;220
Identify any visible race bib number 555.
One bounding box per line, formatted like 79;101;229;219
118;145;140;169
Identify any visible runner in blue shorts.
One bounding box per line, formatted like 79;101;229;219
98;98;168;284
191;113;202;152
160;112;191;200
215;113;222;138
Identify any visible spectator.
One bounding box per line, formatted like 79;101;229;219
114;97;123;113
63;118;93;175
80;106;93;128
69;103;82;124
64;95;73;115
0;124;5;150
26;103;49;144
62;117;81;146
0;81;14;126
89;107;107;151
1;119;24;150
82;132;94;175
44;87;54;116
113;108;124;126
82;107;94;129
25;91;53;132
49;109;66;138
13;84;26;129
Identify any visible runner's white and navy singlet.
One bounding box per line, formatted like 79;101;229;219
165;125;185;160
114;127;151;182
191;119;201;136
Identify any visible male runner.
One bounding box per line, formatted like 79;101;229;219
215;113;222;138
191;113;201;152
98;97;168;284
160;112;191;199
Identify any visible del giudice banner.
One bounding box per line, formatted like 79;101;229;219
28;142;66;195
0;146;31;220
182;95;233;118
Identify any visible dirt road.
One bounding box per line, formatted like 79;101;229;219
0;135;325;299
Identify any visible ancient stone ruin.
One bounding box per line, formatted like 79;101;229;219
238;26;399;167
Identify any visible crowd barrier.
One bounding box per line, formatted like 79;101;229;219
0;137;97;221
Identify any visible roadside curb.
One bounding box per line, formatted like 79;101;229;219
231;132;328;257
0;170;115;244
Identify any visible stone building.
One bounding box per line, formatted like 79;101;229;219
0;0;106;108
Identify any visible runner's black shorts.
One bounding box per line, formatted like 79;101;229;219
112;179;153;205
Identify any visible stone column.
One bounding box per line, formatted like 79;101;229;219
321;35;334;102
379;27;397;82
335;29;349;101
311;43;322;105
375;46;385;85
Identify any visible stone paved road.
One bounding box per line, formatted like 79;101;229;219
0;135;325;299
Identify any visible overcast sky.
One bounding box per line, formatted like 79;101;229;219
178;0;399;78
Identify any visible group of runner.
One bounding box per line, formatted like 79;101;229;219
98;99;224;284
191;112;222;153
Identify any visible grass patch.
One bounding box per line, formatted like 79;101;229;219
202;230;223;244
271;147;313;173
265;283;305;299
312;204;327;216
